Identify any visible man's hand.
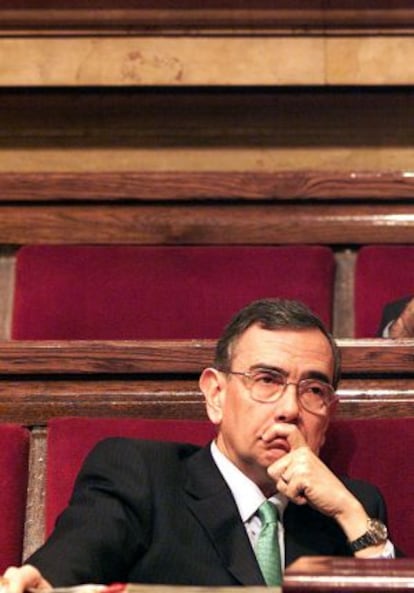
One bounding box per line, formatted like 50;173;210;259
263;424;386;556
390;297;414;338
264;424;357;518
1;565;52;593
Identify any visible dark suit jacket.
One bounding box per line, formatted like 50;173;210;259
28;438;389;587
377;296;412;336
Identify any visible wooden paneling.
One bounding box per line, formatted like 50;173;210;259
284;557;414;593
2;339;414;374
0;202;413;245
0;340;413;425
2;88;414;163
0;252;15;339
1;2;414;35
332;250;356;338
2;171;414;201
24;427;46;559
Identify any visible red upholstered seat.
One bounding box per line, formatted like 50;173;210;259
355;245;414;337
46;416;413;557
45;417;217;535
0;424;30;571
321;417;413;557
12;245;335;339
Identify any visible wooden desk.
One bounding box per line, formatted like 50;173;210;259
284;557;414;592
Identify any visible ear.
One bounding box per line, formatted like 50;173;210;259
199;367;227;426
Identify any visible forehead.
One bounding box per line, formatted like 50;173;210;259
231;324;334;377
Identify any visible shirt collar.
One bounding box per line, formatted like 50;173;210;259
210;440;288;523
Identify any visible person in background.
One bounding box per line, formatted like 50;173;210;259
378;296;414;338
2;298;396;593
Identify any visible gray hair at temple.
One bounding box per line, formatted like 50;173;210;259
214;298;341;389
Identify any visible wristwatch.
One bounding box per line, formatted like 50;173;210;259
349;518;388;552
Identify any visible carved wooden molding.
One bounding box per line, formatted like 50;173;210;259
1;171;414;201
1;3;414;35
1;170;414;245
0;201;413;245
284;557;414;593
1;338;414;374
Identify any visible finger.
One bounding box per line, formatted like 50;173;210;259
285;427;307;450
3;566;48;593
267;452;291;481
275;474;307;505
0;576;10;593
267;454;300;498
261;423;306;450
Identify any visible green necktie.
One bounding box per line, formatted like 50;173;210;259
255;500;282;586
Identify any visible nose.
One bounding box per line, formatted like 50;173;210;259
274;382;300;421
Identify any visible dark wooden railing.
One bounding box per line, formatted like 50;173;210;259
0;171;414;244
1;1;414;35
1;339;414;426
284;557;414;592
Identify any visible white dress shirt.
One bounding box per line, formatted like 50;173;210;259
211;440;288;567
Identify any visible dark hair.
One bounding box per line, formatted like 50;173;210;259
214;298;341;388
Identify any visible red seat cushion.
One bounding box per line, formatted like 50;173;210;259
46;416;412;557
355;245;414;337
12;245;335;339
322;417;413;557
0;424;30;571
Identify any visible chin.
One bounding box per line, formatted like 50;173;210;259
263;447;287;464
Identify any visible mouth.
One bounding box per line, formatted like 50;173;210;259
261;435;290;453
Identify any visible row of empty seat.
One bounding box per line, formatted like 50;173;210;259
1;416;413;571
11;244;414;339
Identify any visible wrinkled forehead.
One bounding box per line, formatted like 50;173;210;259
230;325;335;377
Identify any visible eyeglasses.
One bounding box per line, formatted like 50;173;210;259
223;367;337;413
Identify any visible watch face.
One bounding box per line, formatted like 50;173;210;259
368;519;388;542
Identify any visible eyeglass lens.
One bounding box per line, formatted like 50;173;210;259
247;369;333;410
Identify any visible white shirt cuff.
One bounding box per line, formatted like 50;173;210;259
365;539;395;559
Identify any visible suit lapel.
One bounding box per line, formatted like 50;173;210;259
183;446;265;586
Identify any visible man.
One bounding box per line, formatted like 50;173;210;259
3;298;395;592
377;296;414;338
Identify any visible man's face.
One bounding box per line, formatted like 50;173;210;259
203;324;336;491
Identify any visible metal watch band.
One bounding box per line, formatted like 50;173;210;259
349;519;388;553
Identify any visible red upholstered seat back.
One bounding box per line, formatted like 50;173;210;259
45;417;217;535
355;245;414;337
12;245;335;339
46;416;413;557
321;417;413;557
0;424;30;571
